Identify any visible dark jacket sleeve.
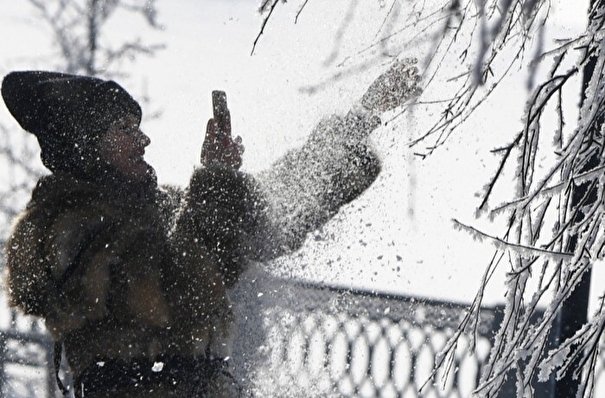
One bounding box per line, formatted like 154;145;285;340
175;164;270;287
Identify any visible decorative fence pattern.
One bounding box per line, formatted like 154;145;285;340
236;280;499;398
0;278;560;397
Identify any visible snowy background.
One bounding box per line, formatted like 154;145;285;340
0;0;598;314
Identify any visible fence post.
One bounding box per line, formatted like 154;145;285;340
0;331;6;398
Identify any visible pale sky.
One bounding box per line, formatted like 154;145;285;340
0;0;595;307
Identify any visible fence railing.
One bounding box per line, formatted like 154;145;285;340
232;279;500;398
0;308;58;398
0;277;553;397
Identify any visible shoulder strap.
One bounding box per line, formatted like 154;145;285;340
54;341;70;395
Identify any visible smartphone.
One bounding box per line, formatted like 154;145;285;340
212;90;230;134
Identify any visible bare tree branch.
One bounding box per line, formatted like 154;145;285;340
252;0;281;55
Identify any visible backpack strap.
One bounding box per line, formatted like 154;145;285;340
48;225;111;395
54;341;70;395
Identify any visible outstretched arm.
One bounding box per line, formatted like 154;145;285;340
255;60;421;259
176;59;421;273
254;113;382;258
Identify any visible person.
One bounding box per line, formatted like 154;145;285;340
1;62;419;397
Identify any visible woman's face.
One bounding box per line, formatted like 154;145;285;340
98;115;152;182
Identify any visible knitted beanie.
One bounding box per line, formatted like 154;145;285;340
1;71;141;174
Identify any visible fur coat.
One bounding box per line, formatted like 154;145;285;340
6;164;264;390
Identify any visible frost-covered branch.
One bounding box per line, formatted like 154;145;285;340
453;219;573;260
247;0;605;395
415;1;605;397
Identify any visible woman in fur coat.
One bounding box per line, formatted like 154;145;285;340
1;63;416;397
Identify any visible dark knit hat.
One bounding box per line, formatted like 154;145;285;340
1;71;142;174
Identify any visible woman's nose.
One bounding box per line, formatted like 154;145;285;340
139;130;151;147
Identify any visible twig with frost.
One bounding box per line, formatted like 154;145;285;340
452;219;573;260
